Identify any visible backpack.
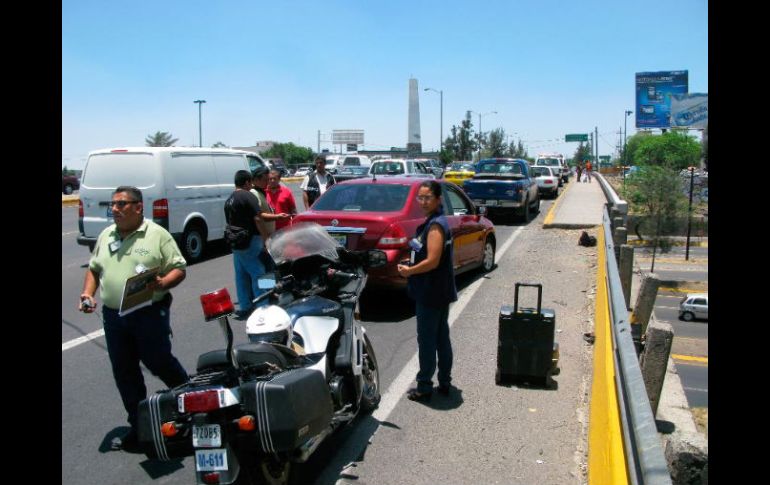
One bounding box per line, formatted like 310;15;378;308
579;231;597;247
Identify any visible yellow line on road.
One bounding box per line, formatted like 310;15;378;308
542;180;571;227
672;354;708;364
659;287;707;294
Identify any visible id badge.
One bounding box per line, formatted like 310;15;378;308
109;239;122;254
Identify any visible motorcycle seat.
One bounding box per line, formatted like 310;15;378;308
196;343;300;372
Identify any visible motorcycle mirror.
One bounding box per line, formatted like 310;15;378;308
257;274;277;289
367;249;388;269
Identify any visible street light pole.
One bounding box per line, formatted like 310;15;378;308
473;110;498;162
424;87;443;154
624;109;633;186
194;99;207;147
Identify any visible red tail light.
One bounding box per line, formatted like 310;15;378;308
200;288;235;321
78;200;84;218
181;390;221;413
376;223;408;249
544;180;553;184
202;472;220;484
153;198;169;218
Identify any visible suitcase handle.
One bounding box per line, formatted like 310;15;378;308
514;283;542;314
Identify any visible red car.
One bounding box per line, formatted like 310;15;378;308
293;177;496;289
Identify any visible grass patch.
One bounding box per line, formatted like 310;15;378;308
691;407;708;437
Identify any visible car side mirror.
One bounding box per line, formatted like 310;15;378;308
366;249;388;268
477;206;487;216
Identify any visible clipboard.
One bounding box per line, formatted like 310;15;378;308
119;266;161;316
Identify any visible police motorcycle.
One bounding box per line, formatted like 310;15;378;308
136;222;386;485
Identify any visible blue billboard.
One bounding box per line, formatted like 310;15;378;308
635;71;688;129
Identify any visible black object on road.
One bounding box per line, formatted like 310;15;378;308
496;283;560;388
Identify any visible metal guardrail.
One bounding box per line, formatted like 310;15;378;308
598;184;672;484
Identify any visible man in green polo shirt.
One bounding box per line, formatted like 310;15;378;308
79;186;189;451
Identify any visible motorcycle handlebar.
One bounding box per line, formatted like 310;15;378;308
326;268;359;282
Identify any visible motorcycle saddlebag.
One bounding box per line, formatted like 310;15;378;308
136;389;194;460
240;368;333;453
496;283;557;387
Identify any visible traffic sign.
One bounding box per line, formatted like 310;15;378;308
599;155;610;162
565;134;589;142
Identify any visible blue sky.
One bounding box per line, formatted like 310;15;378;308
62;0;708;169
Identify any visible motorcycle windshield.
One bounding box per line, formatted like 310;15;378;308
268;222;342;265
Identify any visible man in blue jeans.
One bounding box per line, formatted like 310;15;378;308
79;186;189;451
224;170;271;319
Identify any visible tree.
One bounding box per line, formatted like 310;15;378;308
631;131;701;170
211;141;228;148
486;128;506;158
62;165;75;176
457;111;477;161
622;164;687;271
573;142;592;165
145;131;178;147
262;142;314;168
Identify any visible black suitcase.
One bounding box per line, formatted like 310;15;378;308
496;283;560;387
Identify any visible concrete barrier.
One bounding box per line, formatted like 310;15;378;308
62;195;79;207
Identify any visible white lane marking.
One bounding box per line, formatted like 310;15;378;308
63;231;78;237
62;328;105;351
683;387;708;393
372;226;524;422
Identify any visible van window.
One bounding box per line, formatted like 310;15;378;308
246;155;266;172
82;153;157;188
167;154;215;187
213;154;249;186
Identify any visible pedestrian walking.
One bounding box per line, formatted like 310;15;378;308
300;156;336;209
585;159;593;183
576;163;583;183
266;169;298;231
397;180;457;402
79;186;189;451
224;170;270;319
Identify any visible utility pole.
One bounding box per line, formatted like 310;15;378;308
194;99;206;147
595;126;599;167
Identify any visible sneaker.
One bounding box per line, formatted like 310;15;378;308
113;428;139;452
437;383;451;396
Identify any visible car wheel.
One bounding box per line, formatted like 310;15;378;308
481;239;495;272
63;184;74;195
182;223;206;263
681;311;695;322
519;198;530;222
531;194;540;214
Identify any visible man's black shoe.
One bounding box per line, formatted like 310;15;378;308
113;428;140;452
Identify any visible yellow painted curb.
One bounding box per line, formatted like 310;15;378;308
588;227;629;485
542;180;572;227
62;195;79;207
672;354;708;364
659;286;707;294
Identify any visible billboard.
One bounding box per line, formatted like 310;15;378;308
332;130;364;145
670;93;708;129
635;71;688;129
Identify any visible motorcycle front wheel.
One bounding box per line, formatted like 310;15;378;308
360;332;381;412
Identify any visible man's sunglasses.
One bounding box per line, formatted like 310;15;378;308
110;200;139;208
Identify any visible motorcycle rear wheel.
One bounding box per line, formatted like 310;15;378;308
360;333;381;412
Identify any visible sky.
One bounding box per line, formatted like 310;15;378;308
62;0;708;170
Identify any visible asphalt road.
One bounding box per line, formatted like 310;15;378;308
634;246;709;410
63;186;599;485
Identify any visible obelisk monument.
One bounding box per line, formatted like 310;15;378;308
407;78;422;156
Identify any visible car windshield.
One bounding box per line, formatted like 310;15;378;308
371;162;405;175
477;162;523;175
312;183;411;212
531;167;550;177
450;163;474;171
537;158;560;166
340;167;369;175
267;222;340;265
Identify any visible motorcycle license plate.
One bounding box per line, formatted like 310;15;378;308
195;448;228;471
192;424;221;447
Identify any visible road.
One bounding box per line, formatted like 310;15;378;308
63;184;598;485
634;247;708;410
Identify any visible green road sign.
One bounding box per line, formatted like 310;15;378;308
599;155;610;162
565;134;589;142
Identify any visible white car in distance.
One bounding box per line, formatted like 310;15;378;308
530;166;560;199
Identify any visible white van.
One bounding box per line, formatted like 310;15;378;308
77;147;267;262
324;154;372;174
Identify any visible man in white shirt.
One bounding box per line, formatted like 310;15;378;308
300;156;336;209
